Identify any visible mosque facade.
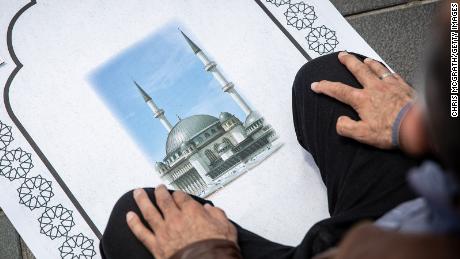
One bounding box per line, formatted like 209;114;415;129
135;31;278;197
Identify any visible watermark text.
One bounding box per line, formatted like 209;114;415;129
451;3;459;117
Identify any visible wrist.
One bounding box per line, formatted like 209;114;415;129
171;239;241;259
399;104;431;156
392;102;413;147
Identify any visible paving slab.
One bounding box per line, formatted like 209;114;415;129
20;238;36;259
331;0;408;16
0;210;22;259
347;1;440;87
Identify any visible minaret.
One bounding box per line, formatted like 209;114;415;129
180;30;252;115
133;80;173;132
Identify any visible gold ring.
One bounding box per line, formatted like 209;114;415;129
379;72;395;80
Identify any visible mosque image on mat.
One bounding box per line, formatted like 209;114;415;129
135;32;279;197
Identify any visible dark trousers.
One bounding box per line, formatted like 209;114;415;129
100;52;419;259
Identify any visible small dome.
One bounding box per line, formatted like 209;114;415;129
217;142;230;153
244;111;262;127
219;112;233;122
166;115;219;154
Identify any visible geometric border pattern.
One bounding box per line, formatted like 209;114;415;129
0;147;34;181
0;121;14;151
38;204;75;240
284;2;317;30
0;120;97;258
59;233;97;259
265;0;339;55
266;0;291;7
307;25;339;55
17;175;55;210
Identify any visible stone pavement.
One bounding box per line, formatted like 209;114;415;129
335;0;441;87
0;0;441;258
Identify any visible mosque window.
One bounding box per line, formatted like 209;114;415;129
205;149;218;163
223;138;233;147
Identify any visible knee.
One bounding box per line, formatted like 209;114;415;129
114;189;136;210
101;188;156;258
292;52;369;98
103;188;156;237
292;52;341;98
105;187;209;226
291;52;365;151
295;52;342;78
110;188;155;215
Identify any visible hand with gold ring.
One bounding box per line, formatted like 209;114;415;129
310;52;424;151
379;72;395;80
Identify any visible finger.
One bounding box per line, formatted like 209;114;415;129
363;58;396;82
336;116;366;140
126;211;158;254
311;81;363;109
133;189;163;229
172;191;192;209
392;73;409;85
155;185;179;217
204;203;228;221
338;52;379;86
312;248;339;259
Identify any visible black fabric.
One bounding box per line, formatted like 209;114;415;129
100;52;419;259
100;188;292;259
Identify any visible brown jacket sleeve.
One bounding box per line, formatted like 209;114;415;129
170;239;243;259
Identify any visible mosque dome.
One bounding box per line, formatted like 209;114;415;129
219;112;233;122
166;115;219;154
180;141;190;150
244;111;262;127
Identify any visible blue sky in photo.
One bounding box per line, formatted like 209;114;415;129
90;23;246;162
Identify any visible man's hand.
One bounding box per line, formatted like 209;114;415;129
126;186;238;259
311;52;415;149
